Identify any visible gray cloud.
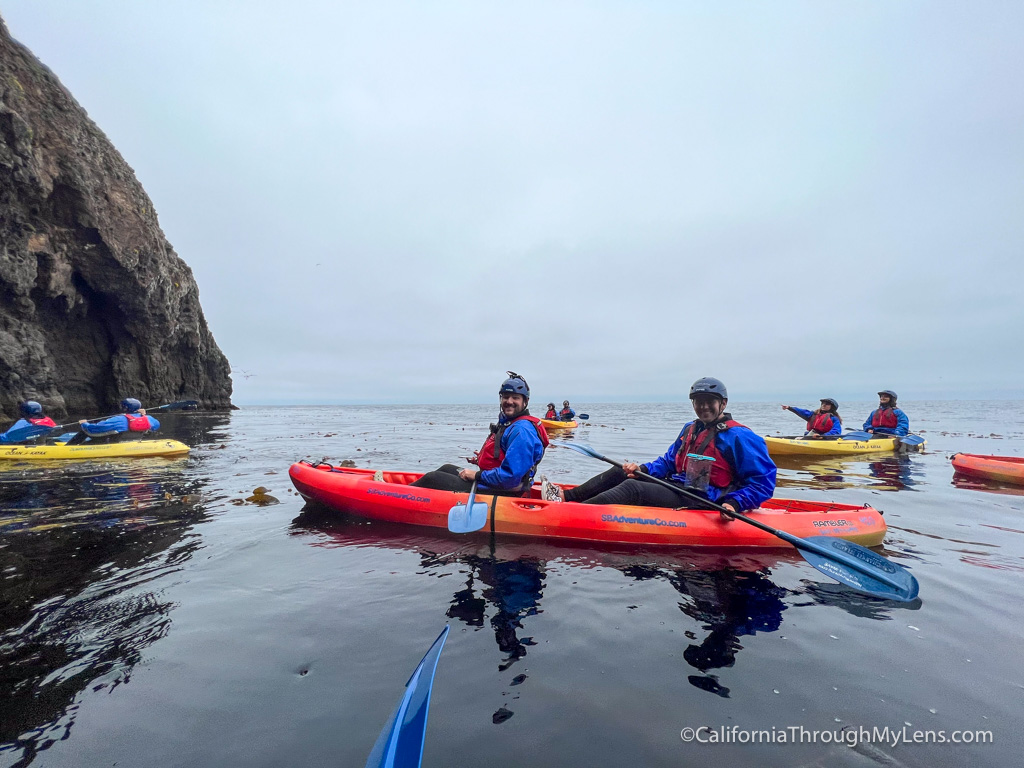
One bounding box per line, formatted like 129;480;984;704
5;1;1022;403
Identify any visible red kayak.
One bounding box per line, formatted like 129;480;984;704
289;462;888;548
951;453;1024;486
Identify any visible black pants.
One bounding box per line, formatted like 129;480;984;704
410;464;476;492
410;464;524;497
65;431;126;446
564;466;690;508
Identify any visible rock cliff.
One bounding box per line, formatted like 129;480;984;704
0;14;232;420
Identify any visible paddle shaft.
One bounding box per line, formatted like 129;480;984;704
579;450;907;591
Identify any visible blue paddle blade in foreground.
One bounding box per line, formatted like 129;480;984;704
447;500;489;533
366;625;450;768
796;536;920;601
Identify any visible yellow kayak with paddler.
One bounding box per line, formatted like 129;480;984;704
539;418;578;430
0;439;191;461
766;433;925;457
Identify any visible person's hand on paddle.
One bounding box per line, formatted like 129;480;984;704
622;461;641;477
719;501;737;522
458;468;479;482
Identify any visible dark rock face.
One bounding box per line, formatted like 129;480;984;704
0;15;232;420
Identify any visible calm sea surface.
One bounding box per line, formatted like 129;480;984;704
1;402;1022;767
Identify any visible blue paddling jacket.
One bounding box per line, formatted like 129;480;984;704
642;421;777;512
862;407;909;437
788;407;842;436
478;414;547;493
80;414;161;437
0;418;54;444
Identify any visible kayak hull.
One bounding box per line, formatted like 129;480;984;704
539;418;578;430
0;439;191;461
951;453;1024;486
289;462;887;548
766;435;904;456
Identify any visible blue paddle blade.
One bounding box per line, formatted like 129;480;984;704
840;431;874;441
899;434;925;447
576;413;590;420
366;626;450;768
795;536;919;602
447;501;489;533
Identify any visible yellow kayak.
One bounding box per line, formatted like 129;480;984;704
0;439;191;461
539;418;578;430
766;435;906;456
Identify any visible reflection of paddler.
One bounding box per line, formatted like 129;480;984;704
622;564;786;685
445;554;546;671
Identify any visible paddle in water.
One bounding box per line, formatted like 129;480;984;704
552;441;919;602
447;478;489;533
2;400;200;444
366;625;449;768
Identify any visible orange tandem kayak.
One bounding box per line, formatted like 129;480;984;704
289;462;887;548
951;453;1024;486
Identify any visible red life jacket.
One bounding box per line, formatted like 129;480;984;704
871;408;898;429
558;408;573;421
125;414;152;432
28;416;57;427
673;417;744;490
477;414;550;491
544;409;557;419
806;413;836;434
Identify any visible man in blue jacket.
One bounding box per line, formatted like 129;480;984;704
546;377;776;515
862;390;909;437
0;401;58;443
410;372;549;496
67;398;161;443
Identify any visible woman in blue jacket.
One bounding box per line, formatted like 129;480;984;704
863;390;909;437
781;398;842;437
545;377;776;515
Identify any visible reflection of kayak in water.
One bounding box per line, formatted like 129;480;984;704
0;439;191;461
951;453;1024;487
538;418;577;430
289;462;887;548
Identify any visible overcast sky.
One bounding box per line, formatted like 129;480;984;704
4;2;1022;404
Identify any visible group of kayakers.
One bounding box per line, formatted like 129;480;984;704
409;373;916;518
0;398;161;444
543;401;576;422
782;390;910;437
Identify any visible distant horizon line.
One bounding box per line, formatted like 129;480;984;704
228;396;1024;407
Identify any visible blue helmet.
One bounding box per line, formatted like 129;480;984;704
820;398;839;411
499;371;530;401
877;390;898;403
689;377;728;401
19;400;43;417
120;398;143;413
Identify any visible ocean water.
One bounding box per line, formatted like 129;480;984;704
1;402;1022;767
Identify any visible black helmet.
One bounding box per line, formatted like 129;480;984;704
547;402;555;409
877;390;897;403
120;397;143;413
19;400;43;417
689;377;728;401
562;400;570;406
498;372;529;401
820;398;839;411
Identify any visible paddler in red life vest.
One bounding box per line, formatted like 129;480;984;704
69;398;161;443
558;400;576;421
862;390;909;437
410;372;549;496
544;403;558;420
0;400;58;444
781;398;842;437
544;377;776;518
